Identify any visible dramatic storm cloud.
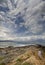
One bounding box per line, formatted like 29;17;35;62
0;0;45;42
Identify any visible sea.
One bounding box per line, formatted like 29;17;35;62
0;40;45;48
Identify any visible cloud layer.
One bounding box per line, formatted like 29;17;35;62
0;0;45;42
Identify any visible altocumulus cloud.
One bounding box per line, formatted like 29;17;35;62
0;0;45;42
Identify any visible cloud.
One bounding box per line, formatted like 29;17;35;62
7;0;13;10
0;0;45;41
8;0;45;35
24;1;45;34
0;26;9;38
12;35;45;42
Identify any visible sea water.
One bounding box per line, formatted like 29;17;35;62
0;41;45;48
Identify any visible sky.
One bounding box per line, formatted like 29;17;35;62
0;0;45;42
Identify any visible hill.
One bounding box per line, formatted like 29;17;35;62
0;45;45;65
